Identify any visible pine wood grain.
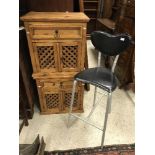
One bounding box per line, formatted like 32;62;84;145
20;12;89;22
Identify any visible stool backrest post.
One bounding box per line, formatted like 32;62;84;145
111;55;119;73
97;51;102;67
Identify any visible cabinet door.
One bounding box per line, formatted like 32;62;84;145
61;81;84;112
33;42;59;73
43;90;62;114
37;80;62;114
59;42;82;72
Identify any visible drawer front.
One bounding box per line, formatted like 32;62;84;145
61;80;83;89
29;24;82;40
37;79;60;90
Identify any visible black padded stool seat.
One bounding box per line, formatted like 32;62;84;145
75;67;117;92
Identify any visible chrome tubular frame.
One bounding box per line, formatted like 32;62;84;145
70;113;103;131
93;51;102;107
101;92;112;148
111;55;119;73
97;51;102;67
67;80;77;128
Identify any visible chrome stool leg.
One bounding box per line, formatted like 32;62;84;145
108;93;112;113
85;94;104;124
101;92;112;148
67;80;77;128
93;86;97;106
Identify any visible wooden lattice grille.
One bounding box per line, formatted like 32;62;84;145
37;46;56;69
64;92;78;107
45;94;59;109
62;46;78;68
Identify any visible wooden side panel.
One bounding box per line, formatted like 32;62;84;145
24;22;38;73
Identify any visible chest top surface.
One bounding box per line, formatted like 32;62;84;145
20;12;90;23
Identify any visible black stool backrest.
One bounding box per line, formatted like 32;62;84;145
91;31;131;56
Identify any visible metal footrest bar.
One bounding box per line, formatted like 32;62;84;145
70;113;103;131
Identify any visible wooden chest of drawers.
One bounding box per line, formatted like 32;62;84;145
21;12;89;114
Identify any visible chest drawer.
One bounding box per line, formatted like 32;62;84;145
29;24;82;40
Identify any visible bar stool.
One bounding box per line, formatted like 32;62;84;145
68;31;132;148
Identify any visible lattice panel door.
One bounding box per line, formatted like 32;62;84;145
60;42;81;72
43;91;62;113
62;88;81;112
45;94;59;108
64;92;78;108
33;42;58;72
